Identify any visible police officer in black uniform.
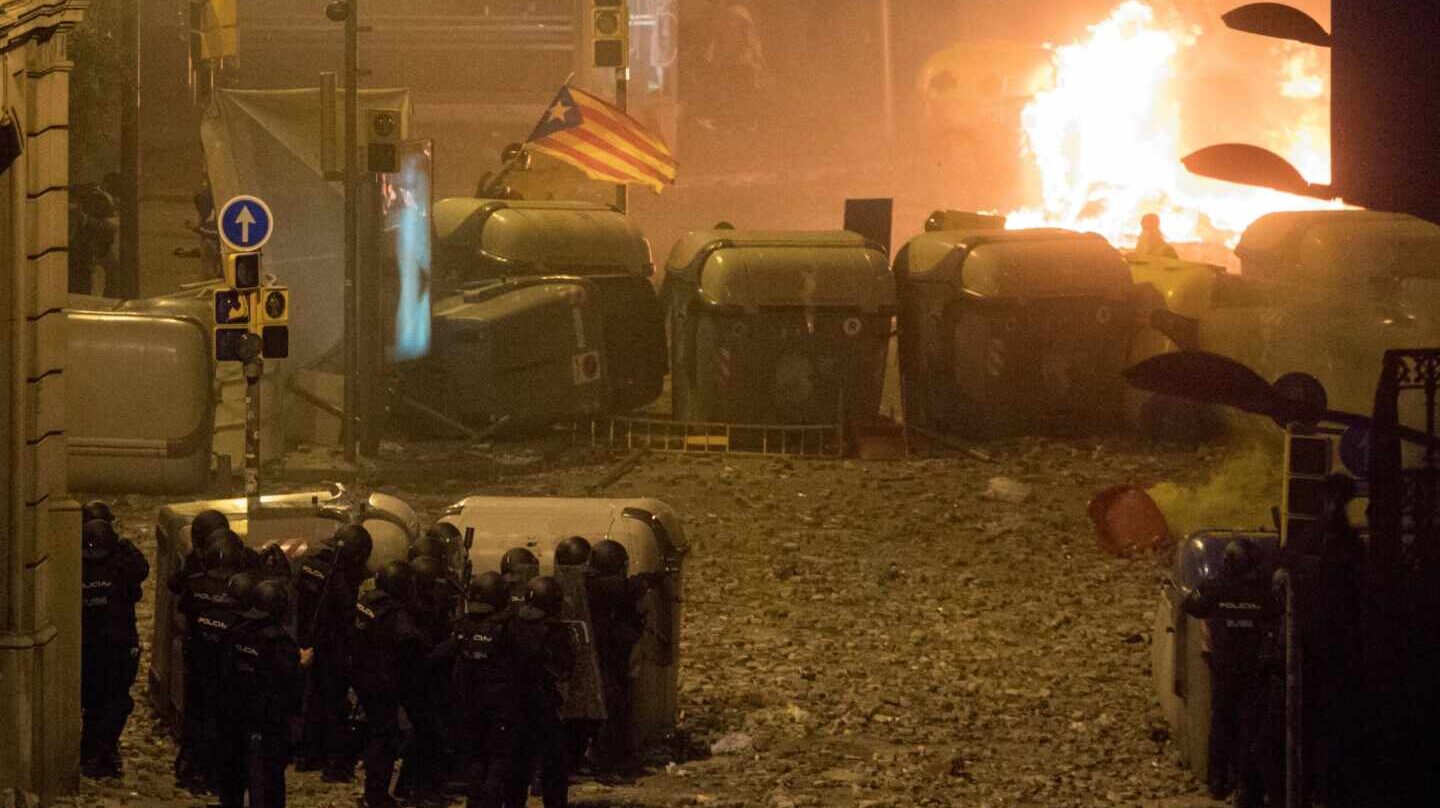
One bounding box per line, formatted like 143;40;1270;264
395;555;453;802
215;579;303;808
430;571;517;808
179;533;248;792
501;547;541;607
169;509;230;598
552;537;600;771
1184;539;1278;807
351;560;430;808
169;509;231;789
295;524;373;779
587;540;657;769
82;499;116;526
508;576;575;808
80;518;150;778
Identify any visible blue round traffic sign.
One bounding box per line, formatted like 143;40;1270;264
218;195;275;252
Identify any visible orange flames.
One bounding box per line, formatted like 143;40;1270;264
1007;0;1340;256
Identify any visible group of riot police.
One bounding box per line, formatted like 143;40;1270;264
167;507;303;807
151;511;659;808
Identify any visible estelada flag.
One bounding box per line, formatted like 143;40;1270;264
525;84;678;193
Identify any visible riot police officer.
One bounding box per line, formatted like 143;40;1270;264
553;537;600;771
295;523;373;779
215;579;303;808
178;533;248;791
1184;539;1278;807
80;518;149;778
587;540;658;768
168;510;231;789
501;547;541;607
395;555;454;801
168;509;229;600
82;499;116;525
429;571;517;808
351;561;432;808
508;576;575;808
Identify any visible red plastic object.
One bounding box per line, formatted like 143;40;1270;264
1087;485;1172;557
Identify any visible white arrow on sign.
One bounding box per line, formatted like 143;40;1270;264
236;205;257;244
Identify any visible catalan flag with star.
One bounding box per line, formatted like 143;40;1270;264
525;84;678;193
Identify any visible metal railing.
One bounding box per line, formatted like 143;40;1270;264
574;416;844;458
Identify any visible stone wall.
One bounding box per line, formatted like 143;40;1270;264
0;1;86;804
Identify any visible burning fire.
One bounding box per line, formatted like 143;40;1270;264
1007;0;1340;254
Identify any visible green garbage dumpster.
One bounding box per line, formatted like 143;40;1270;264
894;228;1134;436
663;230;896;425
433;198;667;414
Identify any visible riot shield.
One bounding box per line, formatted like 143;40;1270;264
554;564;608;721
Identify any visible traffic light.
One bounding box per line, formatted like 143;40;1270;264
586;0;629;69
225;252;261;290
258;286;289;326
257;286;290;359
214;326;261;363
1283;431;1334;528
368;108;401;173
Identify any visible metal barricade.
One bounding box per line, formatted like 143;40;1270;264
574;416;844;458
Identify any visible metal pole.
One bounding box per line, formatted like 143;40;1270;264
1280;568;1304;808
342;0;360;462
244;355;264;518
615;66;629;214
120;0;142;298
878;0;896;144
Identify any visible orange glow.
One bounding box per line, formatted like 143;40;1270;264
1007;0;1340;253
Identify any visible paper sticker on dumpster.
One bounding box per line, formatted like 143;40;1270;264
573;350;602;385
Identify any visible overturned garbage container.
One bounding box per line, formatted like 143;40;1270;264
430;198;667;420
150;487;419;725
438;496;686;751
663;230;896;425
894;227;1134;436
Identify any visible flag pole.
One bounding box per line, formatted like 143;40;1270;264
488;73;580;194
614;69;628;214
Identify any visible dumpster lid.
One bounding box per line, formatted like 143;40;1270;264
663;230;896;312
434;197;652;276
902;228;1131;299
1235;209;1440;279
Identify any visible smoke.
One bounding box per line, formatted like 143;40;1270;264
1148;425;1282;540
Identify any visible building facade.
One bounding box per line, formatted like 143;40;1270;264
0;1;85;804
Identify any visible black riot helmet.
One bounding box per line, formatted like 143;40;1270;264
82;519;119;558
250;579;290;620
501;547;540;579
255;542;292;579
426;521;462;544
191;510;230;551
376;560;417;603
409;535;449;563
333;524;374;571
412;556;447;598
526;575;564;617
468;571;508;611
82;500;116;524
226;570;262;607
591;540;630;576
1220;539;1255;578
204;530;247;573
555;536;592;567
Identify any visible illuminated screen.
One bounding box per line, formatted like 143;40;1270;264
381;140;433;361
